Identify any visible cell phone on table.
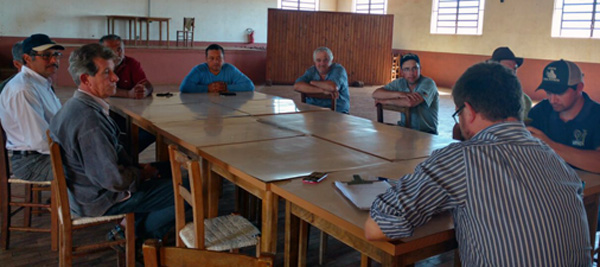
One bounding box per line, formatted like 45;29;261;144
219;92;237;96
302;172;328;184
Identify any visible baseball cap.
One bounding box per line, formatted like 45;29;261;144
536;59;583;95
22;34;64;54
400;53;420;67
490;47;523;67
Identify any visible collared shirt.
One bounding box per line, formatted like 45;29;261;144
0;65;61;154
370;122;591;266
383;76;439;134
528;92;600;151
115;56;148;90
179;63;255;93
295;63;350;114
77;89;110;116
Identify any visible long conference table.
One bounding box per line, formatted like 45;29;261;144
99;90;600;266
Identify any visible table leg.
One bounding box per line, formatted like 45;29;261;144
155;134;169;162
107;17;110;34
146;20;150;46
134;19;138;46
261;191;278;254
285;201;300;267
298;218;308;267
360;254;372;267
159;21;163;46
167;20;170;47
128;19;132;43
111;19;115;35
205;159;219;218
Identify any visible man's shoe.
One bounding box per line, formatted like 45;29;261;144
107;224;126;253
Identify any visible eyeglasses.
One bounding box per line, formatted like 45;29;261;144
401;66;420;73
452;105;465;124
31;51;63;61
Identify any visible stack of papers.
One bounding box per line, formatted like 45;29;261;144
334;181;391;210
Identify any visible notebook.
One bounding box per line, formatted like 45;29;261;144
334;180;391;210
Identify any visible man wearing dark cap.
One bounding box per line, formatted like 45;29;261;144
372;53;439;134
0;33;64;181
528;59;600;173
489;47;532;119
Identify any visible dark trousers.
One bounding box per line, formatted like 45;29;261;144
104;177;185;240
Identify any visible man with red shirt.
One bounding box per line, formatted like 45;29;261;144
100;34;153;99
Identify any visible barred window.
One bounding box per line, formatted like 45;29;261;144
355;0;387;14
279;0;319;11
552;0;600;38
430;0;486;35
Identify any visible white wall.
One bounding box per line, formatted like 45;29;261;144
388;0;599;63
0;0;276;43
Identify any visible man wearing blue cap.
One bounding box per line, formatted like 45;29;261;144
0;33;64;181
528;59;600;173
372;53;439;134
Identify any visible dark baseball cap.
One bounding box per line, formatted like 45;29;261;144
490;47;523;67
400;53;420;67
536;59;583;95
22;34;64;54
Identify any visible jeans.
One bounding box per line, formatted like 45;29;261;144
10;153;53;181
104;177;182;240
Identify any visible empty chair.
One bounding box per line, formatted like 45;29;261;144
47;133;135;266
376;103;412;128
176;17;195;47
0;121;56;251
143;239;273;267
168;145;261;252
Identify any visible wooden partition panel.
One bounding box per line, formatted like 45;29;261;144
266;9;394;85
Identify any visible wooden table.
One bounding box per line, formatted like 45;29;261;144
258;112;455;161
272;161;457;266
106;15;171;46
137;16;171;47
274;163;600;266
198;136;388;254
106;15;139;44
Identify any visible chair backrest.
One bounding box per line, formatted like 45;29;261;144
46;132;72;230
183;17;195;31
0;122;10;186
300;92;336;111
143;239;273;267
168;145;204;249
376;103;411;128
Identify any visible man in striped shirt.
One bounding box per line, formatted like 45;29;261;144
365;62;591;266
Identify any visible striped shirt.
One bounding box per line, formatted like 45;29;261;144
370;122;591;266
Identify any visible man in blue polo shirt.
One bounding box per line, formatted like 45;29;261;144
528;59;600;173
371;53;439;134
294;47;350;114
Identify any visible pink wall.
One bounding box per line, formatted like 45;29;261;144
0;36;267;88
394;49;600;102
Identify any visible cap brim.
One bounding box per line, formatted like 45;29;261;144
515;57;524;67
32;43;65;52
536;81;567;94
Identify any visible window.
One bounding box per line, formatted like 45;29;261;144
279;0;319;11
354;0;387;14
552;0;600;38
430;0;486;35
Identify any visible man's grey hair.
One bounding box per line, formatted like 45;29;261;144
12;41;23;63
313;47;334;62
69;43;116;86
99;34;122;44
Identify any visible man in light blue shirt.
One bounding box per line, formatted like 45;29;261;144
180;44;254;93
372;53;438;134
294;47;350;114
0;34;64;181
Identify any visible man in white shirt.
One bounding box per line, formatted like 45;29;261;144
0;33;64;181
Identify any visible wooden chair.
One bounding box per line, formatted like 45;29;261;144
376;103;412;128
300;92;336;111
143;239;274;267
47;133;135;266
168;145;261;252
176;17;195;47
0;122;56;251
